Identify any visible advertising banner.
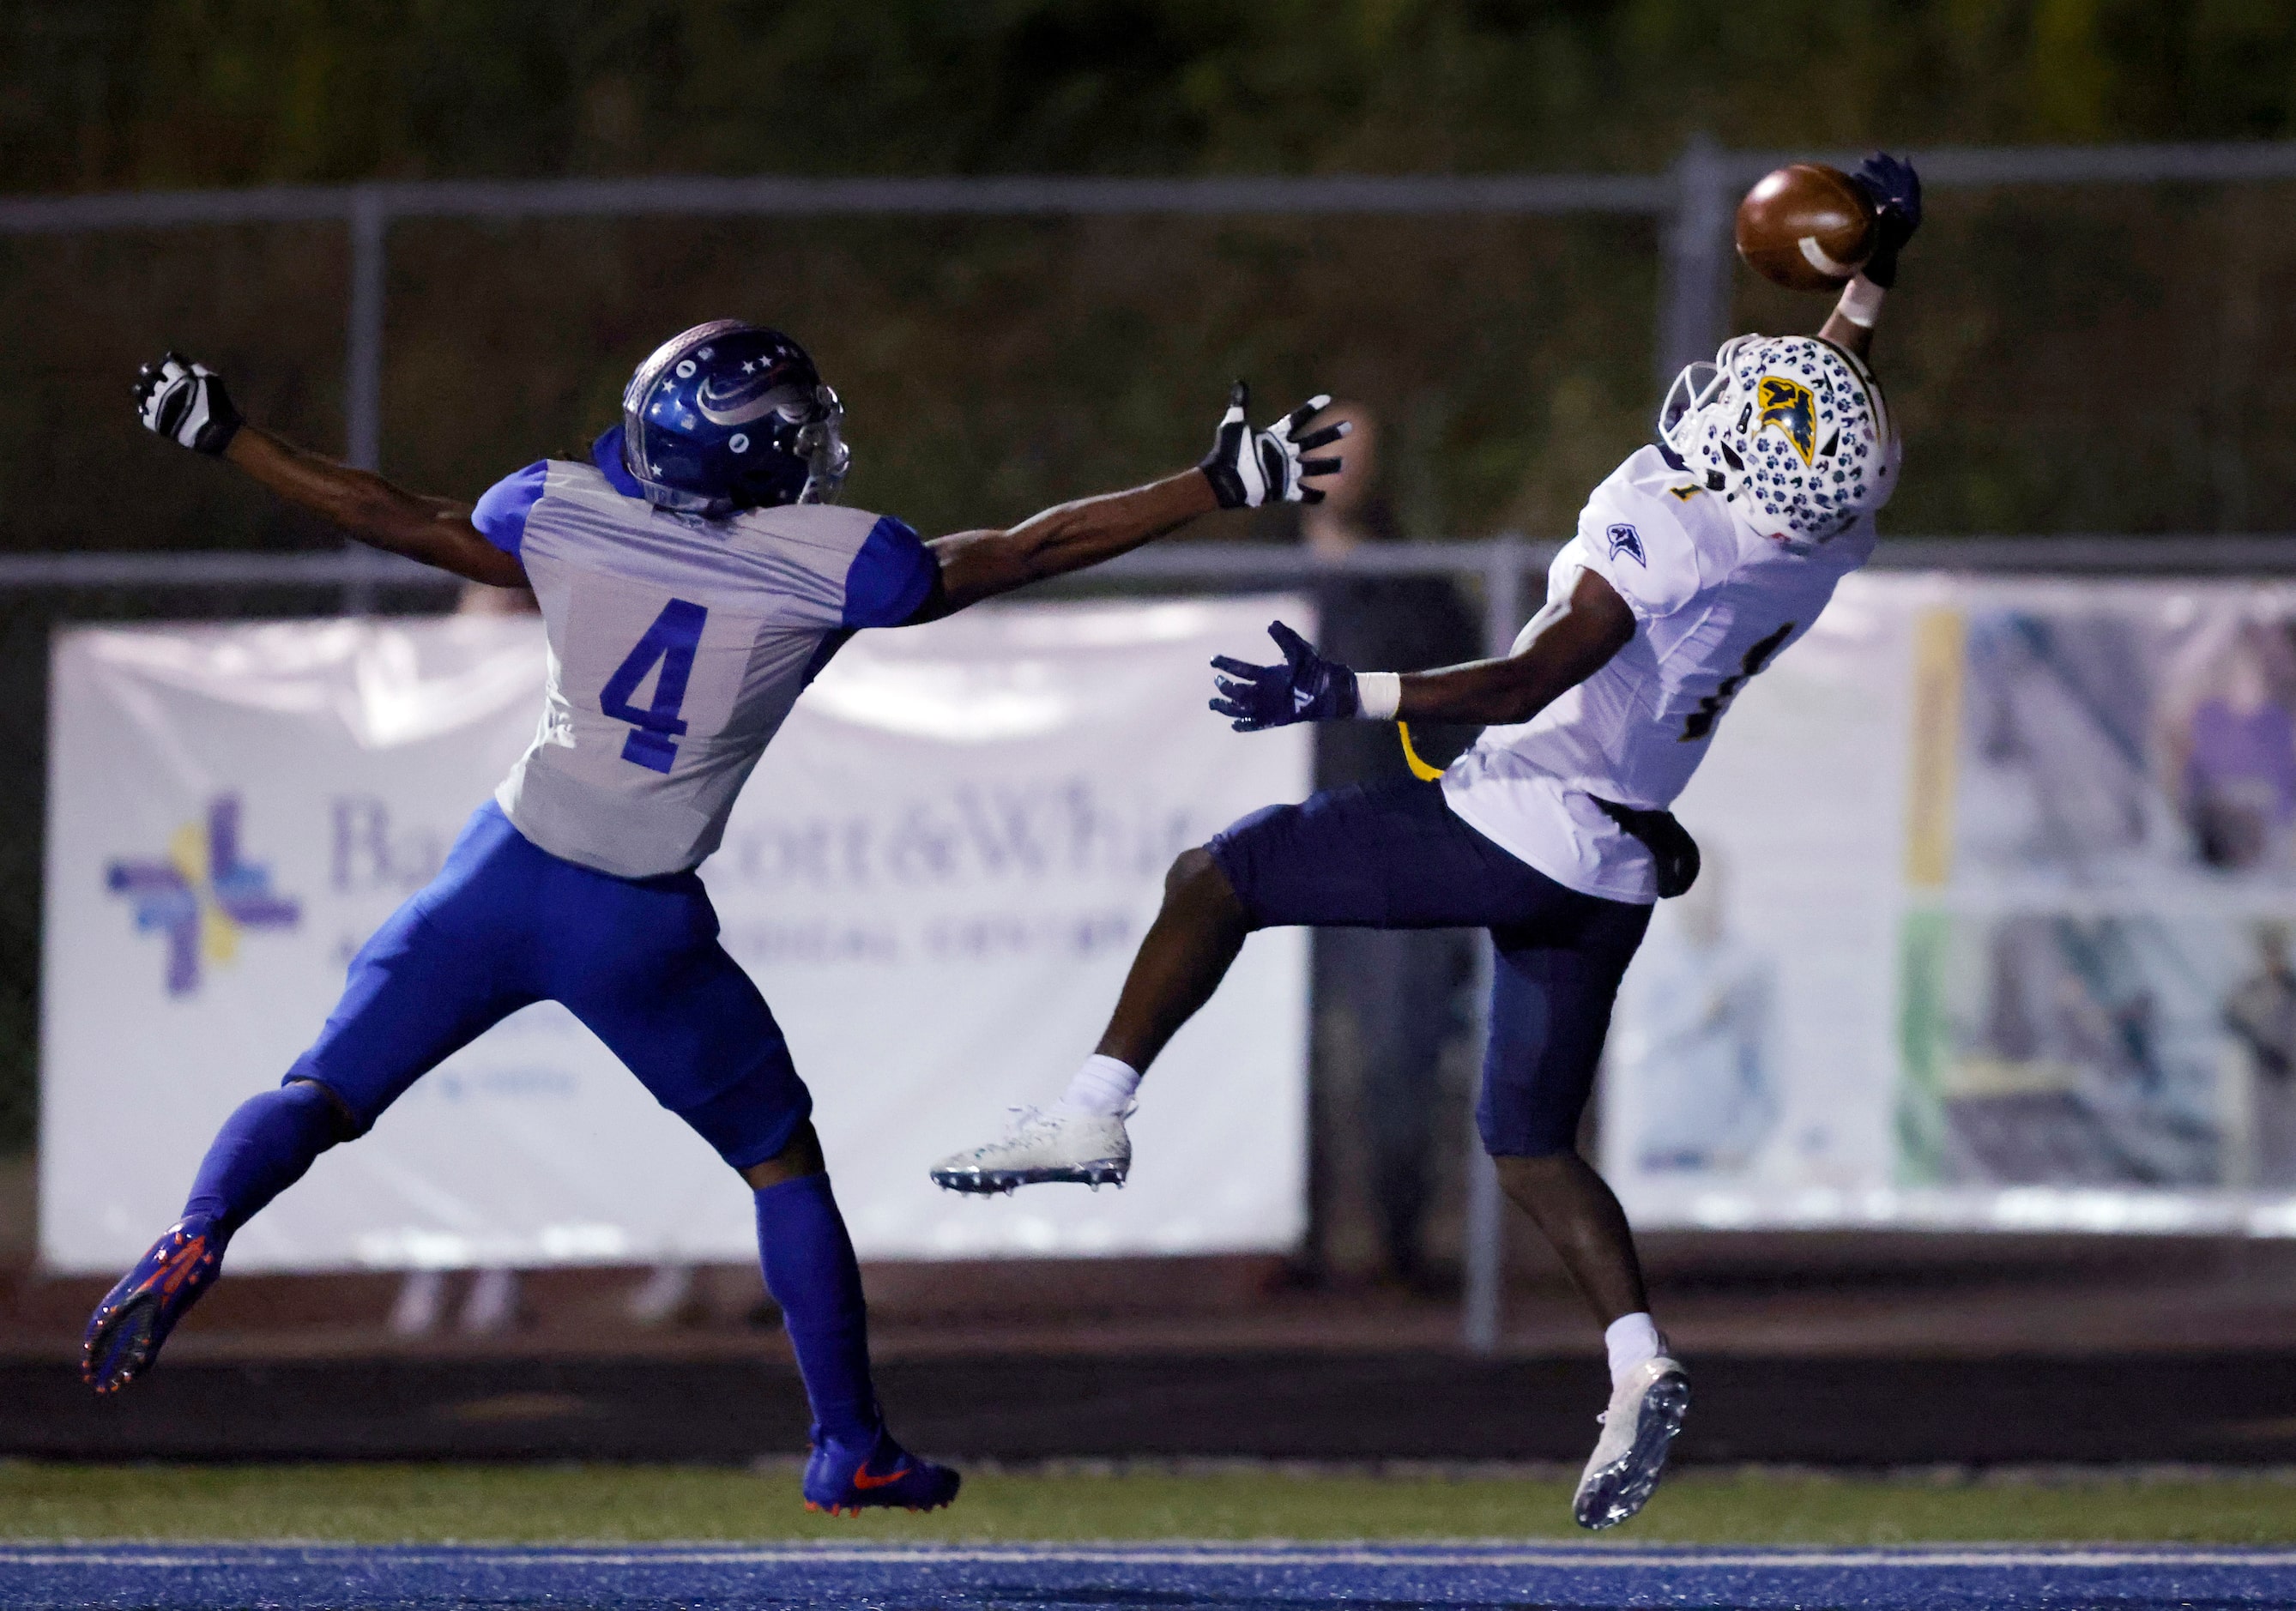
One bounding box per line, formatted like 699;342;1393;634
1606;572;2296;1236
42;600;1310;1273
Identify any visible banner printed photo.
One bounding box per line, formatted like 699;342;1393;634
1609;574;2296;1236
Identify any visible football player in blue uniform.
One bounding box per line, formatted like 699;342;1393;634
89;322;1343;1517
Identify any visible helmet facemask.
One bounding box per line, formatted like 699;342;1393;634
792;385;850;505
1659;333;1761;494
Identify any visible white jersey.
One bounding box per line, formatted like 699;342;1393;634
1443;444;1875;904
469;431;936;878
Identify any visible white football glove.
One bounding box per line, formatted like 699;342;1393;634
1199;382;1348;509
134;352;243;456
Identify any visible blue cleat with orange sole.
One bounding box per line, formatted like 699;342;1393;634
802;1424;961;1517
82;1216;227;1395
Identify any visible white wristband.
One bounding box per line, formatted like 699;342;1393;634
1838;275;1886;329
1355;671;1401;721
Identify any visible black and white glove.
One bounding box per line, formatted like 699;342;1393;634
1199;382;1349;509
134;352;243;456
1848;153;1922;290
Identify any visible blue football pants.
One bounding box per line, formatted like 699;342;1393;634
285;800;809;1170
1207;776;1653;1158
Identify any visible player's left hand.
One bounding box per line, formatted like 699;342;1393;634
1211;620;1359;730
1199;383;1349;509
134;352;243;456
1847;153;1921;289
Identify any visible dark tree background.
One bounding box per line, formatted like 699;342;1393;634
4;0;2292;544
9;1;2295;189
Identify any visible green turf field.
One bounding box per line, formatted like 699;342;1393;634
4;1463;2296;1545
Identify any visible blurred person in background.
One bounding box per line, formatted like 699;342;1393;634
2172;626;2296;872
2225;921;2296;1186
1292;403;1477;1289
85;321;1343;1520
934;154;1922;1531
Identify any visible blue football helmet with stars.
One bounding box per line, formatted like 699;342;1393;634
620;320;850;515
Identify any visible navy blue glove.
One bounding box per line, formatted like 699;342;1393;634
1848;152;1921;289
1211;621;1359;731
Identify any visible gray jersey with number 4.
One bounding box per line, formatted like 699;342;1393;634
468;430;936;878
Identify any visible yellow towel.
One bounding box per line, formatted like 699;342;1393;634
1398;721;1445;782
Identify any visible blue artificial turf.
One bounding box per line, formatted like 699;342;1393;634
7;1541;2296;1609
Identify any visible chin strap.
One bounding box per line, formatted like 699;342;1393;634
1398;721;1446;782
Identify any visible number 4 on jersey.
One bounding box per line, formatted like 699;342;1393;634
601;598;709;772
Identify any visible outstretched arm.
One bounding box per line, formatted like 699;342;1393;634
223;429;527;587
1391;568;1634;725
920;470;1220;618
134;353;526;588
1818;152;1921;362
912;383;1345;619
1211;567;1635;733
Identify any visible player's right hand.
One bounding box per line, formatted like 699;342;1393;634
1199;382;1349;509
1211;620;1360;730
1847;153;1921;289
134;352;243;456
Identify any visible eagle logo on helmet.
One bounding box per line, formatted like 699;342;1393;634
1755;376;1819;466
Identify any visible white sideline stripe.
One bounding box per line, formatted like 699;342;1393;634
9;1546;2296;1571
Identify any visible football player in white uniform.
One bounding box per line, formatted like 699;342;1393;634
933;154;1922;1529
87;320;1343;1518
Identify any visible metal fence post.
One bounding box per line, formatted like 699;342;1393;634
1654;133;1734;390
342;184;390;613
1462;532;1529;1355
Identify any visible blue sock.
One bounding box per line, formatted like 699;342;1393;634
181;1082;346;1235
755;1174;880;1445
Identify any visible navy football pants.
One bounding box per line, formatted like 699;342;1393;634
1207;777;1652;1158
286;801;808;1170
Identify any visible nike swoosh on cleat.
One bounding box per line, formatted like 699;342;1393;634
850;1460;911;1491
127;1236;208;1302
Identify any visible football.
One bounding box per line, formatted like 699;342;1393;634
1735;163;1876;292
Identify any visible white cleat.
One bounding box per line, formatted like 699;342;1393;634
929;1106;1132;1195
1573;1353;1690;1530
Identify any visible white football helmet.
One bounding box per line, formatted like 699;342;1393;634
1658;334;1899;544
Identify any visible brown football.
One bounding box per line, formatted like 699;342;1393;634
1735;163;1876;292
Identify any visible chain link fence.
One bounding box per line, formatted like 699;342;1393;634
5;144;2296;1332
8;144;2296;557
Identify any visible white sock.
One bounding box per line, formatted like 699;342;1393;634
1604;1312;1664;1386
1053;1053;1140;1117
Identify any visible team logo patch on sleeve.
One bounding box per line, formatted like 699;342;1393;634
1605;523;1646;565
